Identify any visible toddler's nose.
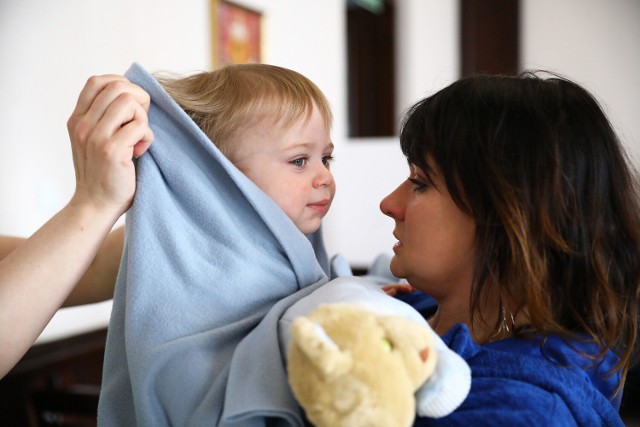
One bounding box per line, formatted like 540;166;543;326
313;162;334;188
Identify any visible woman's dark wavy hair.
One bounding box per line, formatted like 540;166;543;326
400;71;640;388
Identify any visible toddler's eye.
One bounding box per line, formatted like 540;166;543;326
322;155;334;166
291;157;307;167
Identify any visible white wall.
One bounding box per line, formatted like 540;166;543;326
522;0;640;165
1;0;639;337
0;0;459;267
0;0;211;235
328;0;460;265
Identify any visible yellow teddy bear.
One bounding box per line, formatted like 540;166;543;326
287;303;437;427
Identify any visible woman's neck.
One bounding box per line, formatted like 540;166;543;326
429;295;507;343
427;301;471;336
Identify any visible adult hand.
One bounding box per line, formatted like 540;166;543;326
67;75;154;221
382;283;415;297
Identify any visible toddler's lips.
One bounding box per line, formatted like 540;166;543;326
307;200;330;213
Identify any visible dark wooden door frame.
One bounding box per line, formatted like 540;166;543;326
461;0;520;77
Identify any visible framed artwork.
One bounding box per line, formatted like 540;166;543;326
211;0;262;68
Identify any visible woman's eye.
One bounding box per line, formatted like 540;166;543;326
408;178;428;192
291;157;307;167
322;155;334;166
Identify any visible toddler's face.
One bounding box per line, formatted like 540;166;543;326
231;104;336;234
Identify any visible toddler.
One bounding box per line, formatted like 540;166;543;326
157;64;336;234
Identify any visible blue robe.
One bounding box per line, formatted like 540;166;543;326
397;292;624;427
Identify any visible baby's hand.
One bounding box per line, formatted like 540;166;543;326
382;283;415;297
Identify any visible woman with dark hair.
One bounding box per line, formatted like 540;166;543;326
381;72;640;425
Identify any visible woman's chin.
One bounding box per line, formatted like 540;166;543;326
389;257;404;280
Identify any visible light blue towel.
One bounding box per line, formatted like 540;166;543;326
98;63;330;426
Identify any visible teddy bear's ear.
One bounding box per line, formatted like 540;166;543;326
291;317;352;380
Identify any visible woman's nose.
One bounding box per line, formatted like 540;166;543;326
380;181;406;220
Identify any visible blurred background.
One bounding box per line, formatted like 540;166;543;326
2;0;640;350
1;0;639;424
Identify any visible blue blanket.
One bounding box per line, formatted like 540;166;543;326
97;63;330;426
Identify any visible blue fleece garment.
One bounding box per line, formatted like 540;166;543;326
98;63;331;427
396;291;625;427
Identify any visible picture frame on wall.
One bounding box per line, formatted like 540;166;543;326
211;0;262;68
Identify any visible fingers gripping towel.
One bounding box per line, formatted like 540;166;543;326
97;63;330;426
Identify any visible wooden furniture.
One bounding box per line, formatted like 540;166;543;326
1;323;638;426
0;328;106;427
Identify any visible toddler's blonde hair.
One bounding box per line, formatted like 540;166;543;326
156;64;333;159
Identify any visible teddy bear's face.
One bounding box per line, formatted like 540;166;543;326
287;303;436;427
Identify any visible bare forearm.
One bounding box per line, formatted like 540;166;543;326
0;235;24;260
0;203;119;377
0;227;122;308
63;226;123;307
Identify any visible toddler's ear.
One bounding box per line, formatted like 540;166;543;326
290;317;352;380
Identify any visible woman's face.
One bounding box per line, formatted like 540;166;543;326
380;163;477;296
